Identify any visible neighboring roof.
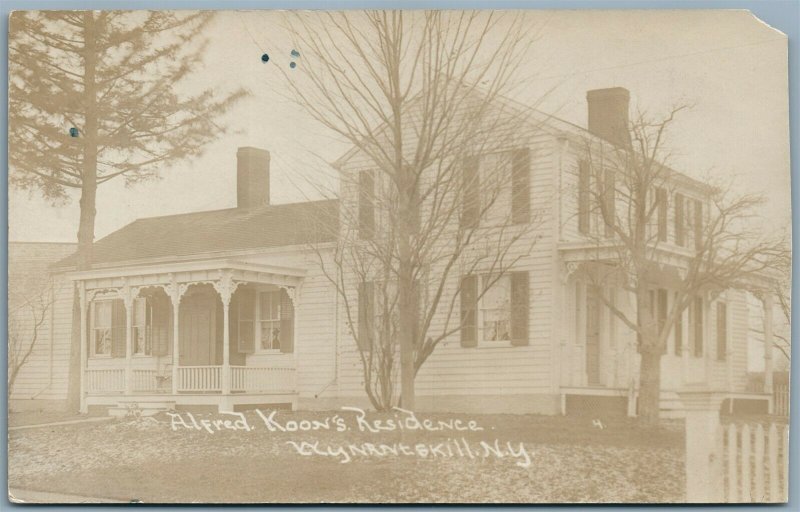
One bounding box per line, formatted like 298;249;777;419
53;199;338;269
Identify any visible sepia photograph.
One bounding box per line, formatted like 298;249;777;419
6;7;792;504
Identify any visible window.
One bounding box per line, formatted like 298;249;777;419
578;160;590;234
656;188;668;242
259;291;282;350
716;302;727;361
132;297;152;355
237;289;255;353
91;299;126;357
480;275;511;342
479;151;512;225
92;300;113;356
691;295;704;357
460;272;529;348
358;170;375;240
692;198;703;250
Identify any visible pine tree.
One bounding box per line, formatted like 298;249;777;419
9;11;247;411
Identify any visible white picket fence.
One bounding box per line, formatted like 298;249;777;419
773;384;789;417
721;422;789;503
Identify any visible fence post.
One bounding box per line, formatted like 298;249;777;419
678;389;726;503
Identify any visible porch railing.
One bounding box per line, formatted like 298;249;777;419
231;366;296;393
131;369;161;392
87;369;125;393
178;366;221;392
87;365;296;394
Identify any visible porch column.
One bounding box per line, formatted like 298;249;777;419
763;294;774;395
169;281;181;395
124;288;134;395
79;283;88;413
222;296;231;395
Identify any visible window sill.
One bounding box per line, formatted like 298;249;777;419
476;341;516;349
251;350;289;355
89;354;112;359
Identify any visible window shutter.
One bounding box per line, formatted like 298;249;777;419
461;155;480;229
716;302;727;361
460;275;478;347
675;193;685;246
238;289;255;354
358;170;375;240
152;296;169;356
693;296;704;357
357;281;374;351
510;271;530;346
111;299;127;358
674;292;683;356
656;188;668;242
511;148;530;224
693;199;702;249
280;288;295;353
578;160;590;234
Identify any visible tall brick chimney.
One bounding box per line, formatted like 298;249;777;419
237;147;270;209
586;87;631;147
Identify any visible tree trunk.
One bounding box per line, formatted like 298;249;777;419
638;345;662;425
66;12;98;413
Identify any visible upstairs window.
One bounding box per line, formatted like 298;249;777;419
578;160;590;234
675;193;685;246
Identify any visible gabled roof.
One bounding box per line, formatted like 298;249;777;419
53;199;339;270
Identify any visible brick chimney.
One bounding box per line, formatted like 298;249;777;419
586;87;631;147
237;147;270;209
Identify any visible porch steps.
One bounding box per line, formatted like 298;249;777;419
108;399;176;418
659;391;686;419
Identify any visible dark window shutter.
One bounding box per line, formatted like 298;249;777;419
238;289;255;354
358;170;375;240
152;296;169;356
510;272;530;346
693;296;704;357
674;292;683;356
716;302;727;361
675;193;685;246
111;299;127;358
460;275;478;347
578;160;590;234
657;188;668;242
357;281;374;351
693;199;703;249
511;148;531;224
461;155;480;229
603;168;615;237
280;289;295;353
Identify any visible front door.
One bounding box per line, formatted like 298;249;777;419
586;285;602;386
179;294;216;365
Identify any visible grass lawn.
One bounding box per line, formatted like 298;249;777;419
8;409;685;503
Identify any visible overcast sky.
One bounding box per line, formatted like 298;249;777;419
8;9;789;243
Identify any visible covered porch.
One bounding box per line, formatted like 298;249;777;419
557;242;776;416
70;259;305;413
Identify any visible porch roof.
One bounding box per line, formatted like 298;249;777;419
67;258;306;292
53;199;338;270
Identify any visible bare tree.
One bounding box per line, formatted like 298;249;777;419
576;107;786;424
282;11;543;410
8;280;59;397
9;11;247;411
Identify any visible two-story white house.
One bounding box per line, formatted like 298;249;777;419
17;87;778;418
